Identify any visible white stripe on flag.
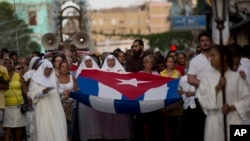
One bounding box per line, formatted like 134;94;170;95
89;95;116;114
98;83;122;100
143;84;169;101
139;100;165;113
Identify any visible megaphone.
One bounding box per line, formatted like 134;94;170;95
41;33;60;51
72;32;90;49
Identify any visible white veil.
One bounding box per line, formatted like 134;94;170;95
75;55;100;78
101;54;125;72
31;60;58;89
23;57;41;81
29;57;40;70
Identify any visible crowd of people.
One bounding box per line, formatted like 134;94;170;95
0;31;249;141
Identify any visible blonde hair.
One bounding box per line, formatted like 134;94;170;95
143;55;155;64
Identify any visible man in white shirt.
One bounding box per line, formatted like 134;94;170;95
184;32;213;141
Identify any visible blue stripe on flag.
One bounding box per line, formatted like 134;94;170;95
114;100;140;114
165;79;181;106
121;94;144;101
70;90;91;107
121;95;129;100
136;95;145;101
77;77;99;96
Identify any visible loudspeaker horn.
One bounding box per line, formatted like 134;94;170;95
41;33;60;51
72;32;90;49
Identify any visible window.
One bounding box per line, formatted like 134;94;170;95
92;20;96;25
130;19;134;25
119;20;124;24
137;18;141;24
29;11;37;25
111;18;116;25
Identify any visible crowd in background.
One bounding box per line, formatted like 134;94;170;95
0;31;250;141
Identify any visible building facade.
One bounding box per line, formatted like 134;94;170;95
1;0;88;52
1;0;58;52
89;1;172;53
229;0;250;46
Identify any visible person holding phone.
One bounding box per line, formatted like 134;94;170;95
28;60;67;141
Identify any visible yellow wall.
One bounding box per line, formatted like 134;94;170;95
89;2;172;43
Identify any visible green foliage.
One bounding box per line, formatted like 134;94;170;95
193;0;206;15
0;2;40;57
92;31;192;51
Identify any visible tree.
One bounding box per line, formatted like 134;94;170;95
0;2;40;57
142;31;192;51
92;30;192;52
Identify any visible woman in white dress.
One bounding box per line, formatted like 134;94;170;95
75;55;104;141
28;60;67;141
197;46;250;141
100;54;132;140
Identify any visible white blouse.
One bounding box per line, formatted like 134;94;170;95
58;75;74;101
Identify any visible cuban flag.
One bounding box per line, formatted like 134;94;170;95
70;70;181;114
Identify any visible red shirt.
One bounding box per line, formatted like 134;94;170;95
70;64;78;71
176;65;185;76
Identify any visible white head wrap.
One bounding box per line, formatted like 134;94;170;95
23;57;41;81
31;60;58;88
29;57;41;70
75;55;99;78
101;54;125;72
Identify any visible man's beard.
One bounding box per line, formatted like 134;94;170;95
133;49;143;58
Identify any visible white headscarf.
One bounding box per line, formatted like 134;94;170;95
31;60;58;89
101;54;125;72
29;57;40;70
75;55;99;78
23;57;41;81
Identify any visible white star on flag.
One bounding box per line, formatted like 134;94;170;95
116;78;150;87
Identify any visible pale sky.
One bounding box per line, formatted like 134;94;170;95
87;0;146;10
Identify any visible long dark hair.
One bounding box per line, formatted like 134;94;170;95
166;50;177;57
51;53;66;67
163;55;175;68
